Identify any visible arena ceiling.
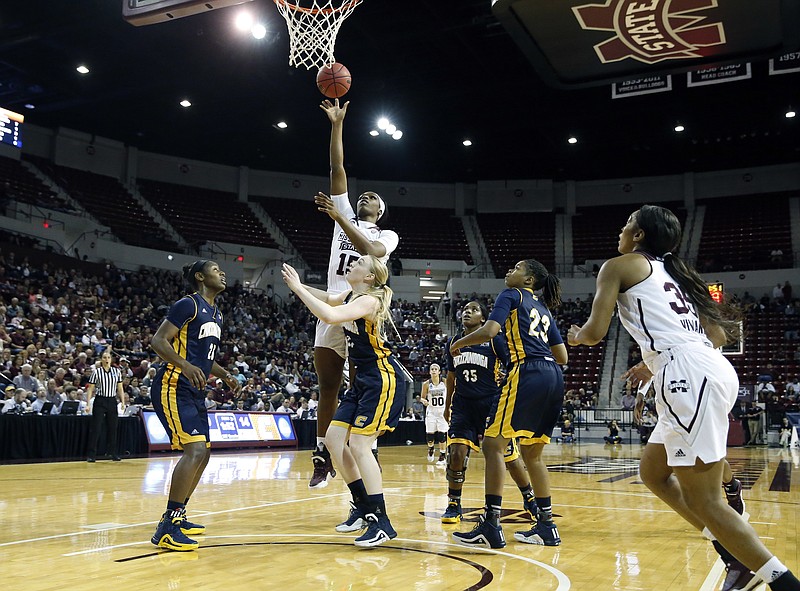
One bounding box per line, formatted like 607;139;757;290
1;0;798;184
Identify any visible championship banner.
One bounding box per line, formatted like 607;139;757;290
687;63;751;86
769;51;800;75
612;74;672;98
142;409;297;452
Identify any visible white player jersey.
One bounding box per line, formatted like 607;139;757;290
425;380;447;415
617;253;713;367
326;193;399;293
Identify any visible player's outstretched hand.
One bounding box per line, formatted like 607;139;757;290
314;192;342;222
567;324;583;346
320;98;350;124
620;361;652;390
281;263;302;292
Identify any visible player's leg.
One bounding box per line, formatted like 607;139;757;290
425;424;436;462
721;459;745;515
350;431;397;547
435;431;447;465
674;461;800;590
310;345;345;488
452;434;508;548
86;398;105;462
443;442;469;523
504;440;536;520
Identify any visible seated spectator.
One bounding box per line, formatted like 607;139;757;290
295;399;315;419
411;394;424;420
779;416;793;449
2;388;32;414
603;419;622;444
559;420;574;443
13;363;39;393
275;398;293;414
31;388;51;414
621;389;636;411
67;387;89;415
204;391;218;411
639;410;657;444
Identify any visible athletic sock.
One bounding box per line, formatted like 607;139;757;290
166;500;185;520
756;557;788;584
519;484;534;502
367;493;386;516
316;437;325;452
448;488;462;503
535;496;553;521
485;494;502;526
347;479;368;505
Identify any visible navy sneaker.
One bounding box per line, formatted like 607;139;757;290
441;501;462;524
336;502;368;533
523;497;537;521
178;508;205;535
151;515;199;551
309;446;336;489
514;518;561;546
354;513;397;548
452;515;506;549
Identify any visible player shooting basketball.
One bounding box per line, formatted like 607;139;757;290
309;98;400;489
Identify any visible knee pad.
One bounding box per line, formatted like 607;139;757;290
426;434;435;445
435;432;447;444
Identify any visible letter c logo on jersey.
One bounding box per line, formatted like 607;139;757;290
354;415;368;428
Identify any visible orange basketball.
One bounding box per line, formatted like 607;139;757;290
316;62;351;98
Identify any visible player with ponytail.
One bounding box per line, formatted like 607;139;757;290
281;255;409;548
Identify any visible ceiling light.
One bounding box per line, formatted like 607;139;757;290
24;104;35;110
787;110;797;119
377;117;389;130
462;139;472;147
276;121;288;129
392;130;403;140
251;23;267;39
385;124;397;135
422;296;441;300
568;136;578;144
76;65;89;74
180;99;192;108
429;291;446;295
674;124;685;132
167;255;174;261
369;130;379;136
235;12;253;31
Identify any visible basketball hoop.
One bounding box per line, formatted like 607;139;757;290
273;0;363;71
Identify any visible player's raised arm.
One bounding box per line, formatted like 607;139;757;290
320;98;349;195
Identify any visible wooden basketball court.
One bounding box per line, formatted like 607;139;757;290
1;443;795;590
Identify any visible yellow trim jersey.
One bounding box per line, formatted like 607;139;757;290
164;292;223;387
488;288;563;363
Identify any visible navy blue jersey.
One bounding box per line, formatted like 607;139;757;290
489;288;562;364
446;333;509;400
341;294;391;367
164;293;223;381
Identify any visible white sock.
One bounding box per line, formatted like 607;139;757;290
756;556;788;583
316;437;325;451
702;527;716;541
371;440;378;451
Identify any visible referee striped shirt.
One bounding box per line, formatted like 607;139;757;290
89;366;122;397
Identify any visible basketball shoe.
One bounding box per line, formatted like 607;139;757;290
724;478;745;516
354;513;397;548
720;561;761;591
178;508;205;535
151;514;199;551
436;452;447;466
309;445;336;489
427;448;435;462
514;518;561;546
336;502;368;533
441;501;462;524
523;497;537;521
452;515;506;549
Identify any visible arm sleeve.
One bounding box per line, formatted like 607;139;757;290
331;192;355;220
166;296;197;329
488;289;518;326
375;230;399;257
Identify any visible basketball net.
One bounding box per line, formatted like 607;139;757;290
273;0;363;70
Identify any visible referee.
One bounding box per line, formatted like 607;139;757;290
86;349;125;462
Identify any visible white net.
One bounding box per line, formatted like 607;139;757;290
273;0;363;71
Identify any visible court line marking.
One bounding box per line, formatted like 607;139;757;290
0;491;349;549
65;534;572;590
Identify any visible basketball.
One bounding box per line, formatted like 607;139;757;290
316;62;351;98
